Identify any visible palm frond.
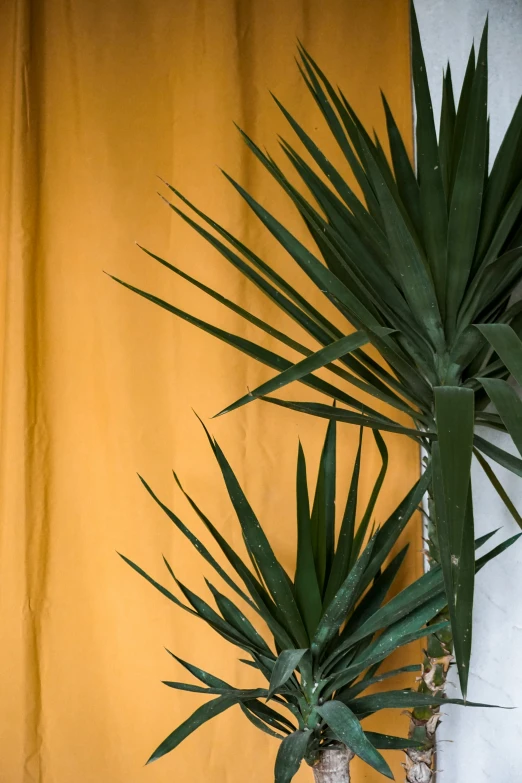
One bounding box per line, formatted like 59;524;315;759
121;420;519;779
113;2;522;696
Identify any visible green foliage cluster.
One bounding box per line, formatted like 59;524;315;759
114;5;522;698
116;3;522;778
121;420;517;780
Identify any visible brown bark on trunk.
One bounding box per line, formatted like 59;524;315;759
312;744;354;783
404;716;438;783
404;479;452;783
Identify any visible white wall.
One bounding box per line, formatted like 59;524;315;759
415;1;522;779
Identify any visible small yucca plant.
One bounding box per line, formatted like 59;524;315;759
121;420;516;782
111;3;522;708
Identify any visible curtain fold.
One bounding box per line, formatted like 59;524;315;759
0;1;418;781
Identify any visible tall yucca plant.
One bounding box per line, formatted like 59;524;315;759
121;420;515;782
111;2;522;773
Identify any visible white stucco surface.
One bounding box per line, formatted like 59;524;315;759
415;1;522;778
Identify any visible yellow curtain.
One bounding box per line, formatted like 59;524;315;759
0;1;420;781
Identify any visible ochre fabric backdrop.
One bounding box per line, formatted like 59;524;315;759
0;1;421;781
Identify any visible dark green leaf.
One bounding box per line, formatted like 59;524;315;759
434;386;475;697
474;433;522;477
347;546;409;638
476;96;522;260
170;568;263;654
477;324;522;385
453;484;475;701
450;43;476;195
349;690;506;716
439;64;456;198
215;330;392;419
324;427;363;604
340;570;446;652
476;532;522;572
273;92;385;250
205;580;273;654
365;464;433;586
431;449;456;687
474;529;500;550
240;704;287;739
460;248;522;329
479;377;522;458
260;397;428;441
445;19;488;331
342;665;421;699
164;649;229;689
381;92;422;239
475;179;522;272
365;732;424;751
316;701;393;779
118;553;196;615
311;419;337;593
268;649;308;699
473;447;522;529
274;730;311;783
172;470;295;650
202;428;308;647
326;620;450;694
296;46;382;222
243;699;296;734
146;696;237;764
294;443;322;636
138;244;308;357
110;275;379;423
160;183;342;341
359;133;444;352
329;594;447;691
222;173;413;372
410;1;448;309
312;536;375;655
228;127;399;335
162;682;268;699
351;429;388;564
138;475;254;609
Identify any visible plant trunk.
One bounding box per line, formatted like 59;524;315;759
312;744;354;783
405;477;453;783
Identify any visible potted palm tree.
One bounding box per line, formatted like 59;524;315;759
112;4;522;778
120;419;518;781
